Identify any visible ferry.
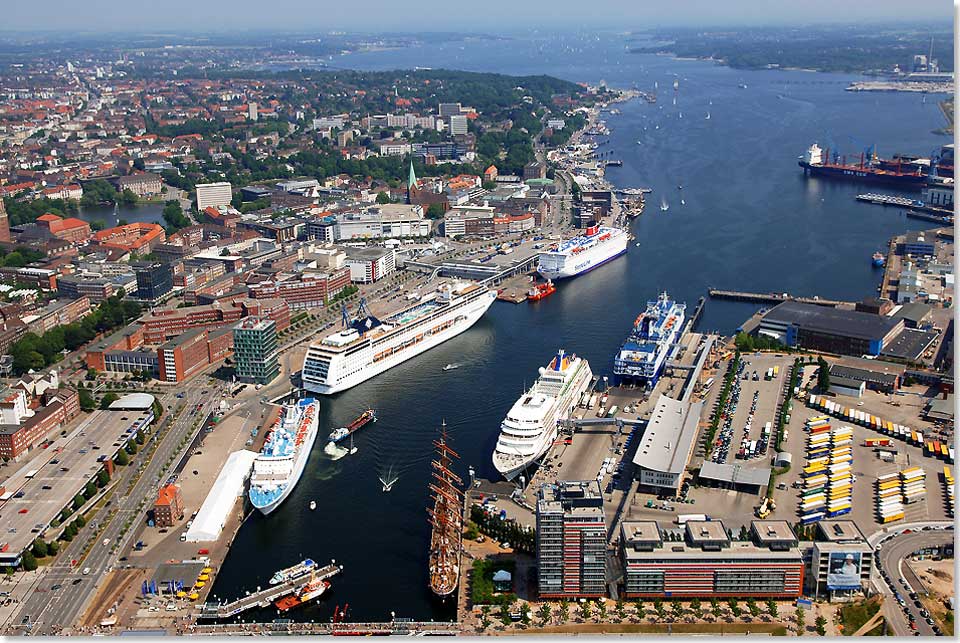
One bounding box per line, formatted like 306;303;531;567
536;226;628;280
614;292;686;387
492;350;593;481
248;398;319;516
270;559;317;585
328;409;376;444
301;281;496;395
527;280;556;301
274;579;331;611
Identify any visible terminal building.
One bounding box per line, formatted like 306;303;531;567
620;519;804;599
632;395;702;494
536;480;607;599
756;301;904;357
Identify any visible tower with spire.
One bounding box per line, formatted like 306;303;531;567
406;160;418;205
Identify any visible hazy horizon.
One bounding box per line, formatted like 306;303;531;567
1;0;953;33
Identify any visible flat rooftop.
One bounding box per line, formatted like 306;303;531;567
686;520;730;545
751;520;798;546
537;480;604;517
0;407;152;564
880;327;938;361
699;461;771;487
817;520;867;543
763;301;901;341
621;520;662;544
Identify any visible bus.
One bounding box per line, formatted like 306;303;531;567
24;470;38;479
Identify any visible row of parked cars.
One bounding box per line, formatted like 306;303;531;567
710;358;747;463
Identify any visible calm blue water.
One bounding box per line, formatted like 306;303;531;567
77;203;165;227
210;32;948;624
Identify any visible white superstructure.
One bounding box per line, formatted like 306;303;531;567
248;398;319;516
302;281;496;395
537;225;628;280
492;350;593;480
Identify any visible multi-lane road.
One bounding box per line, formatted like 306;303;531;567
873;524;953;636
10;386;216;635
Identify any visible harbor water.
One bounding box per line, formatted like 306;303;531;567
210;32;948;623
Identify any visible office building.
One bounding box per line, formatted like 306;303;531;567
157;328;233;383
248;102;258;121
247;268;351;308
134;262;174;302
232;317;279;385
116;173;162;197
344;247;395;283
808;521;874;598
449;114;468;136
536;480;607;598
620;520;804;599
196;182;233;211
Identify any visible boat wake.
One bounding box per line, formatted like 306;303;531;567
323;441;349;460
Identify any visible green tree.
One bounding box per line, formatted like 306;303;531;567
99;392;120;409
115;449;130;466
20;551;37;571
80;179;118;207
5;566;14;578
578;601;591;620
615;598;625;621
747;597;760;617
72;493;85;510
47;540;59;556
559;598;569;622
597;600;606;621
96;469;110;487
815;615;827;636
31;540;48;558
795;606;805;636
74;514;86;529
83;481;97;499
119;189;139;206
691;597;703;619
817;356;830;391
78;388;96;412
426;202;445;219
537;603;551;624
634;599;645;620
728;598;742;618
766;599;778;618
375;191;392;204
671;600;684;620
654;599;666;620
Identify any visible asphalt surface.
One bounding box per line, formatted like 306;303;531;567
11;386;215;635
873;525;953;637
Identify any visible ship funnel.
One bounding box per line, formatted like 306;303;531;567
555;349;565;370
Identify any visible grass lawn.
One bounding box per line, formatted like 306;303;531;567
839;597;882;635
506;622;788;635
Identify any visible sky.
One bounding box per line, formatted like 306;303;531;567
1;0;954;32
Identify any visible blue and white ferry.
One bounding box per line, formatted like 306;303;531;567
249;398;320;515
614;292;686;386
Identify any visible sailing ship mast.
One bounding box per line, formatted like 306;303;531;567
428;420;464;598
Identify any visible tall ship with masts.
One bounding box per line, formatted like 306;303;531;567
428;422;463;599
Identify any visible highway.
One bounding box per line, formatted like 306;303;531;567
10;385;217;635
873;525;953;636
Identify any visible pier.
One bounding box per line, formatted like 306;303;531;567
856;193;920;207
707;289;850;308
191;620;460;635
856;193;953;222
199;563;342;619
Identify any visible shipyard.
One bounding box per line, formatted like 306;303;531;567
0;14;955;641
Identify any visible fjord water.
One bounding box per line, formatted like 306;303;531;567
211;33;948;623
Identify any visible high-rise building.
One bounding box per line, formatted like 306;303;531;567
195;182;233;211
449;114;468;136
536;480;607;598
248;102;258;121
232;317;279;385
133;262;174;302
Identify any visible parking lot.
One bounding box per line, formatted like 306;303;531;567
0;406;152;561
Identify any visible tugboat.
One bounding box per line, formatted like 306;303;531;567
872;251;886;268
527;280;556;302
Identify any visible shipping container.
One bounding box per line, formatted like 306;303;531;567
827;507;852;518
880;513;905;523
800;512;825;525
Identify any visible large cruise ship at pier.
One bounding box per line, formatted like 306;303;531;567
492;350;593;481
301;281;496;395
614;292;686;387
249;398;320;515
537;225;628;280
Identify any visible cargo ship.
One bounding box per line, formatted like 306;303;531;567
537;225;628;280
527;280;556;302
328;409;376;444
614;292;686;387
248;398;319;516
799;144;929;190
493;349;593;480
428;422;463;599
270;559;317;585
274;578;331;611
301;281;496;395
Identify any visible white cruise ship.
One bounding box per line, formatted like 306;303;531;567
537;225;628;280
492;350;593;481
302;281;496;395
249;398;319;516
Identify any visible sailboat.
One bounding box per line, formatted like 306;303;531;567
660;197;669;212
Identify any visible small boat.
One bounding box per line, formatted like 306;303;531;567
442;363;461;371
677;184;683;190
527;280;556;302
635;242;641;247
660;197;669;212
678;111;683;119
274;579;331;612
270;559;317;585
738;83;748;89
705;112;711;120
328;409;376;444
872;251;886;267
680;199;686;206
309;500;317;511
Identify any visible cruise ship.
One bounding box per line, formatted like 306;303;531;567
537;225;629;280
614;292;686;386
492;350;593;481
249;398;319;515
302;281;496;395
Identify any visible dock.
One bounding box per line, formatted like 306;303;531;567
856;193;920;207
857;193;954;222
707;289;850;308
199;563;342;619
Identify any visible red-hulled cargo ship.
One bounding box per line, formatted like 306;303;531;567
527;280;556;302
799;144;929;190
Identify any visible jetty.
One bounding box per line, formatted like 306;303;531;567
199;563;342;619
856;193;920;207
708;289;850;308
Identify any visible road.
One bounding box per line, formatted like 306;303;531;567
10;386;217;635
873;526;953;636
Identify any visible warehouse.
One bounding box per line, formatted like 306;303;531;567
757;301;904;357
697;461;771;494
828;360;903;393
632;395;702;493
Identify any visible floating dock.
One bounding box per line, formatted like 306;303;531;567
199;563;341;619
